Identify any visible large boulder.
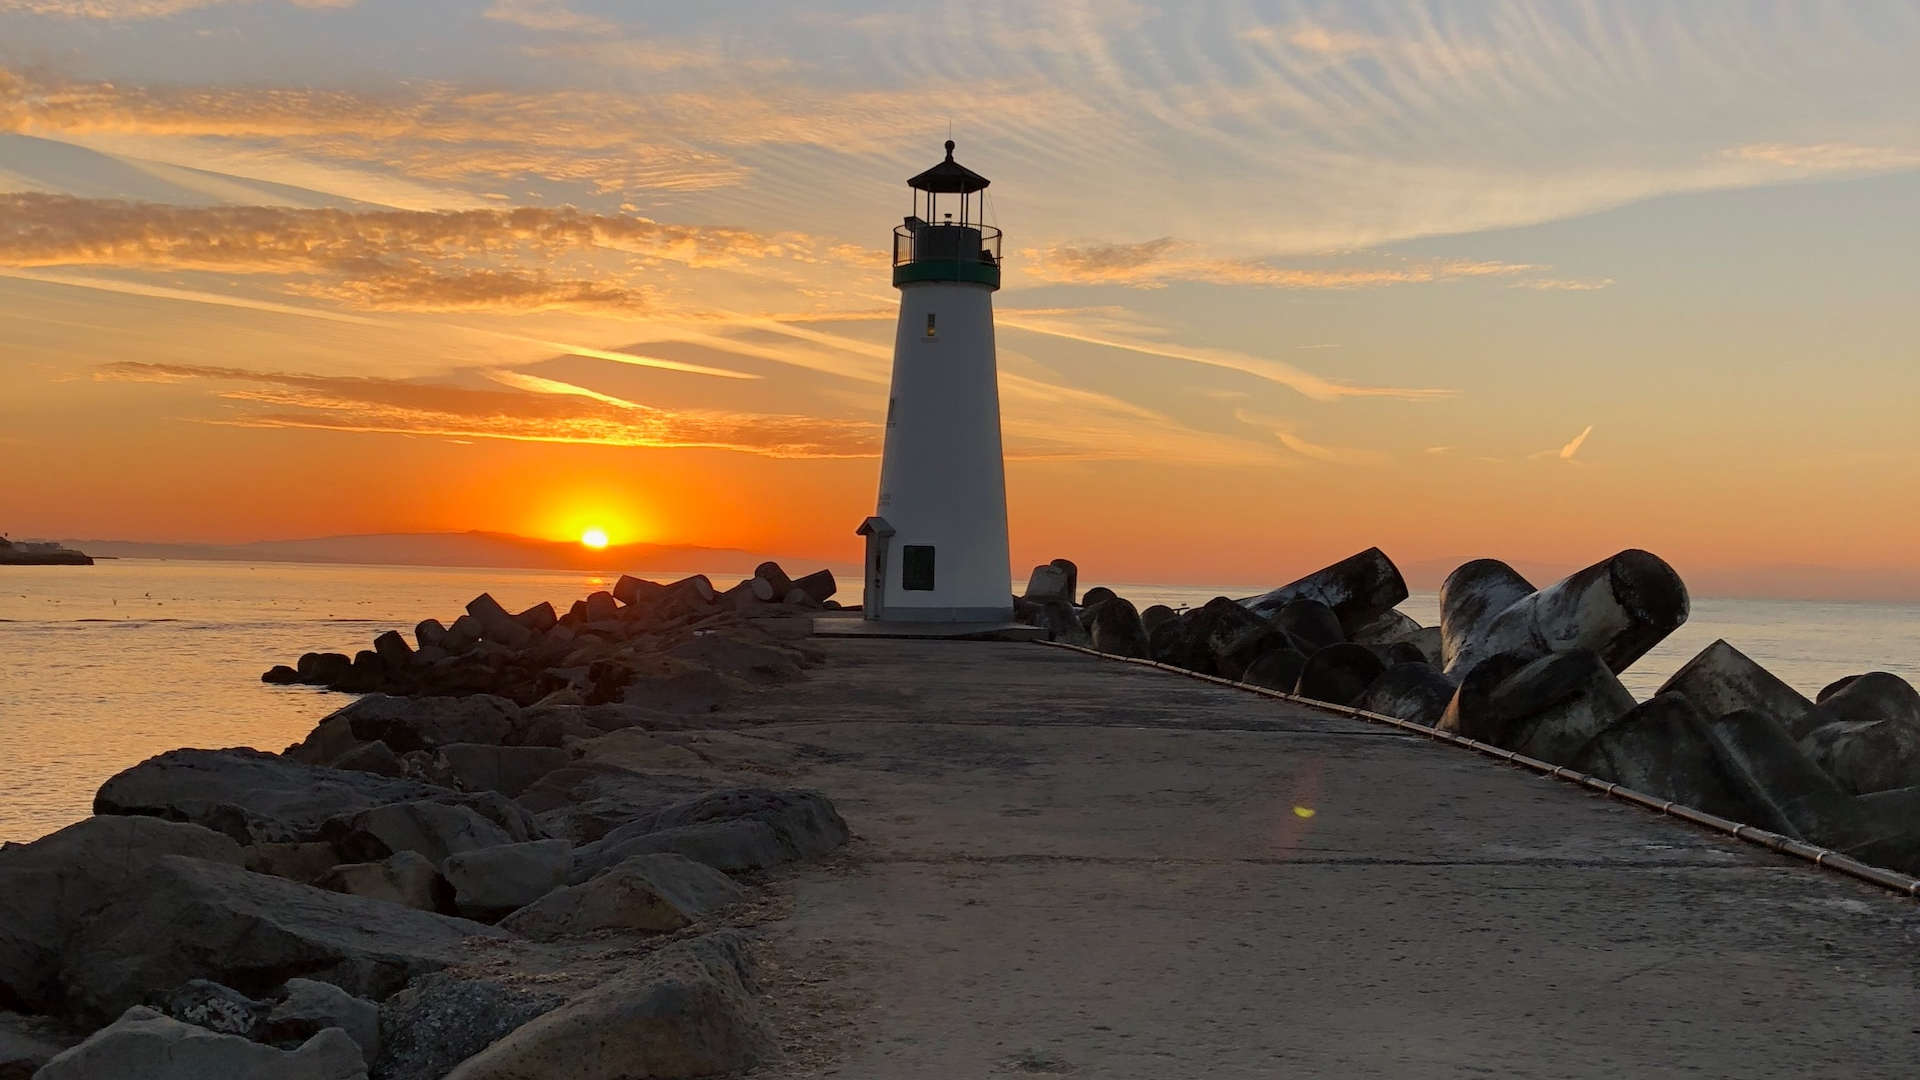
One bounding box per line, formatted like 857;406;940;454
1087;598;1150;658
0;816;245;1013
1240;548;1408;632
434;744;570;799
156;978;268;1036
34;1006;365;1080
571;788;848;881
1349;663;1456;727
261;978;381;1063
288;696;524;760
0;1010;73;1078
1437;559;1536;672
373;973;563;1080
316;852;452;913
95;748;448;845
501;854;745;941
442;932;774;1080
1569;693;1750;819
59;855;505;1021
1799;720;1920;795
1447;549;1688;679
323;800;514;866
1656;640;1819;739
441;840;572;920
514;764;716;844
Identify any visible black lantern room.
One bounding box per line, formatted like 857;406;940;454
893;140;1002;290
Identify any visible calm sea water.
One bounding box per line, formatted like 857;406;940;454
3;560;1917;843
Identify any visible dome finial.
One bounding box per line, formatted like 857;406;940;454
944;139;955;160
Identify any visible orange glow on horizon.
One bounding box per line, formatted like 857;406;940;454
580;526;609;549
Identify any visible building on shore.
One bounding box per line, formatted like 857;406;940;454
0;537;94;565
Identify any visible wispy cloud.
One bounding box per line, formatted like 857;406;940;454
0;0;351;17
92;361;868;457
482;0;607;34
1235;408;1389;466
1528;424;1595;464
1023;237;1563;290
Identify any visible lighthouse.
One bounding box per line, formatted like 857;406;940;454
856;141;1013;624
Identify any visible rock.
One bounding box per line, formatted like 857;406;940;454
1437;559;1537;672
414;619;448;650
1449;549;1688;679
262;665;302;684
34;1006;366;1080
792;569;837;603
1350;663;1456;726
290;695;523;758
1238;647;1307;693
0;1010;72;1078
323;800;513;865
465;593;532;648
262;978;380;1062
1272;598;1344;652
61;855;504;1020
435;744;570;798
1570;693;1751;820
573;819;787;878
374;973;562;1080
1022;563;1074;604
331;741;406;778
1139;604;1177;636
373;631;413;672
246;842;345;885
1241;548;1408;632
582;591;618;623
1810;671;1920;732
1800;720;1920;795
515;764;715;844
0;816;245;1012
441;840;572;920
316;851;452;913
1087;597;1149;658
1699;709;1879;849
613;574;665;606
571;787;848;879
442;932;773;1080
1495;650;1638;766
1655;640;1819;739
501;854;744;940
1292;643;1387;707
158;978;268;1036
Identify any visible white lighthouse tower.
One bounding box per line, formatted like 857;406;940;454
856;141;1013;624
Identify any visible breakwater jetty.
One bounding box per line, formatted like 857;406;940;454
3;554;1916;1077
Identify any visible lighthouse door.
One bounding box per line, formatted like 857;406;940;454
856;516;896;622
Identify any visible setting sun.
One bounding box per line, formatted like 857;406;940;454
580;527;609;550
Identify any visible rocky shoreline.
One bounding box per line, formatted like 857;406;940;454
1015;549;1920;879
2;563;852;1079
5;550;1916;1077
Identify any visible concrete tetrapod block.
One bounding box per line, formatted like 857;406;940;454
1239;647;1308;694
1272;598;1345;653
1087;597;1150;659
1798;720;1920;795
1438;559;1536;672
1292;643;1387;707
1350;662;1457;727
1435;651;1539;746
1448;549;1689;679
1346;608;1422;647
1569;692;1752;821
1240;547;1409;632
1655;639;1818;740
1023;564;1073;604
1810;671;1920;731
1139;604;1178;637
1698;709;1880;849
1492;650;1638;767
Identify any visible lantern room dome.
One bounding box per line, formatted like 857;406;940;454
907;140;990;194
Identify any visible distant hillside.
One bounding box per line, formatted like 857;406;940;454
67;530;851;576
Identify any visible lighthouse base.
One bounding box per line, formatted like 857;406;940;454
813;614;1044;641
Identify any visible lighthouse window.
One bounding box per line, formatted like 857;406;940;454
924;312;937;339
902;545;936;591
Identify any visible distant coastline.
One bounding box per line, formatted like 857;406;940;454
0;537;93;565
49;529;852;578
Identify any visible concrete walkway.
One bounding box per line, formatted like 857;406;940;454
734;639;1920;1079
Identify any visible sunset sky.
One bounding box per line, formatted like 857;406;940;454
4;1;1919;595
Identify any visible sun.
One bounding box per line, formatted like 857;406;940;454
579;527;610;550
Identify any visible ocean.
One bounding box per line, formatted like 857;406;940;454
3;559;1918;844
